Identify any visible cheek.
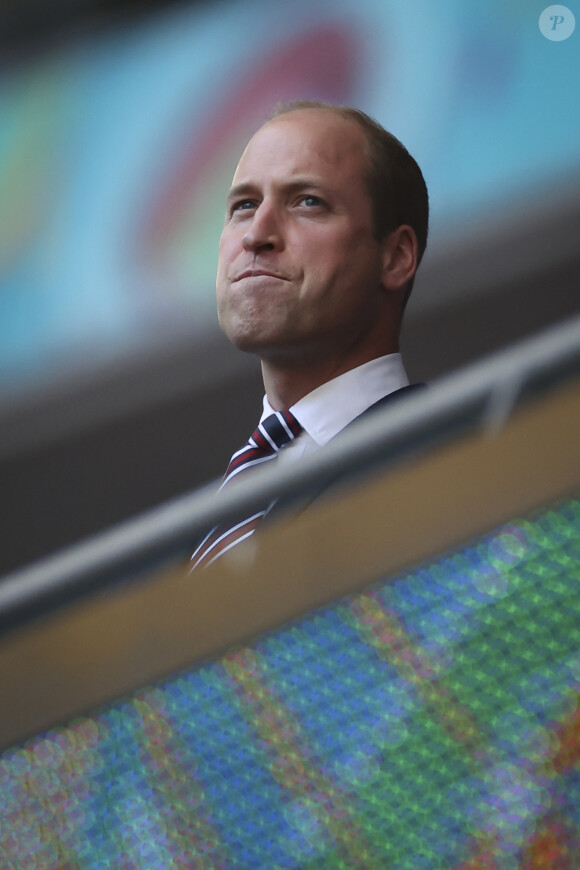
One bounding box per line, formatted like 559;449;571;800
216;245;236;315
339;232;383;286
217;228;239;276
302;233;369;293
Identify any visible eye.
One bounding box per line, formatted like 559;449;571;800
231;199;256;214
300;195;323;207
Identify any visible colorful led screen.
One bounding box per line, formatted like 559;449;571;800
1;492;579;867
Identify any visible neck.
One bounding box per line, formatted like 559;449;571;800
261;346;399;411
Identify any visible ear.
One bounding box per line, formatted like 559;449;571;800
380;225;419;293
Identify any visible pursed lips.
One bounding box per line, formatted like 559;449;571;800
233;269;289;282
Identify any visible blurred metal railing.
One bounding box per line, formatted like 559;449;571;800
1;312;579;635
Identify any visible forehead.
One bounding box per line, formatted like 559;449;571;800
232;110;369;189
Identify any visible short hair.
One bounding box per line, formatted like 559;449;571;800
269;101;429;303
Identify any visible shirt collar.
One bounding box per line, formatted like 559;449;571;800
261;353;409;447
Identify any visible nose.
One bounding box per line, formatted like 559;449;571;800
241;201;283;253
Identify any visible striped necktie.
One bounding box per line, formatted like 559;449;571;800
190;410;302;570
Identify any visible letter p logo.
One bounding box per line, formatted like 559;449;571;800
539;5;576;40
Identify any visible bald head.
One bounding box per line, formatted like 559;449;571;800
270;101;429;267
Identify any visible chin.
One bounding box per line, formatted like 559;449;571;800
226;328;272;355
222;316;284;355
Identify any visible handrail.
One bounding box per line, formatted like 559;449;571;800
1;313;579;635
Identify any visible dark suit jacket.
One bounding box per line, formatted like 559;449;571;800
268;382;427;521
190;383;426;558
343;383;426;429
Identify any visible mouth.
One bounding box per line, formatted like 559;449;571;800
234;270;288;282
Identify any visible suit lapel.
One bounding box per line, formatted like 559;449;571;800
269;383;427;521
342;382;427;432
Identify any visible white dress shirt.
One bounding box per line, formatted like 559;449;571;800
260;353;409;464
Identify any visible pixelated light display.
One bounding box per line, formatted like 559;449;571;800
1;495;579;867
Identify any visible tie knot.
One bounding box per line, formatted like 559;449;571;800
252;410;302;452
221;410;302;487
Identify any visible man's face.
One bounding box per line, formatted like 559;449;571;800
216;109;387;368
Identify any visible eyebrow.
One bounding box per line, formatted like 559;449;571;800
226;182;256;201
227;177;330;201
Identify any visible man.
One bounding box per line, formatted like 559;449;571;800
191;100;429;569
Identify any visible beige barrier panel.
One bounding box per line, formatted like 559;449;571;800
0;380;579;749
